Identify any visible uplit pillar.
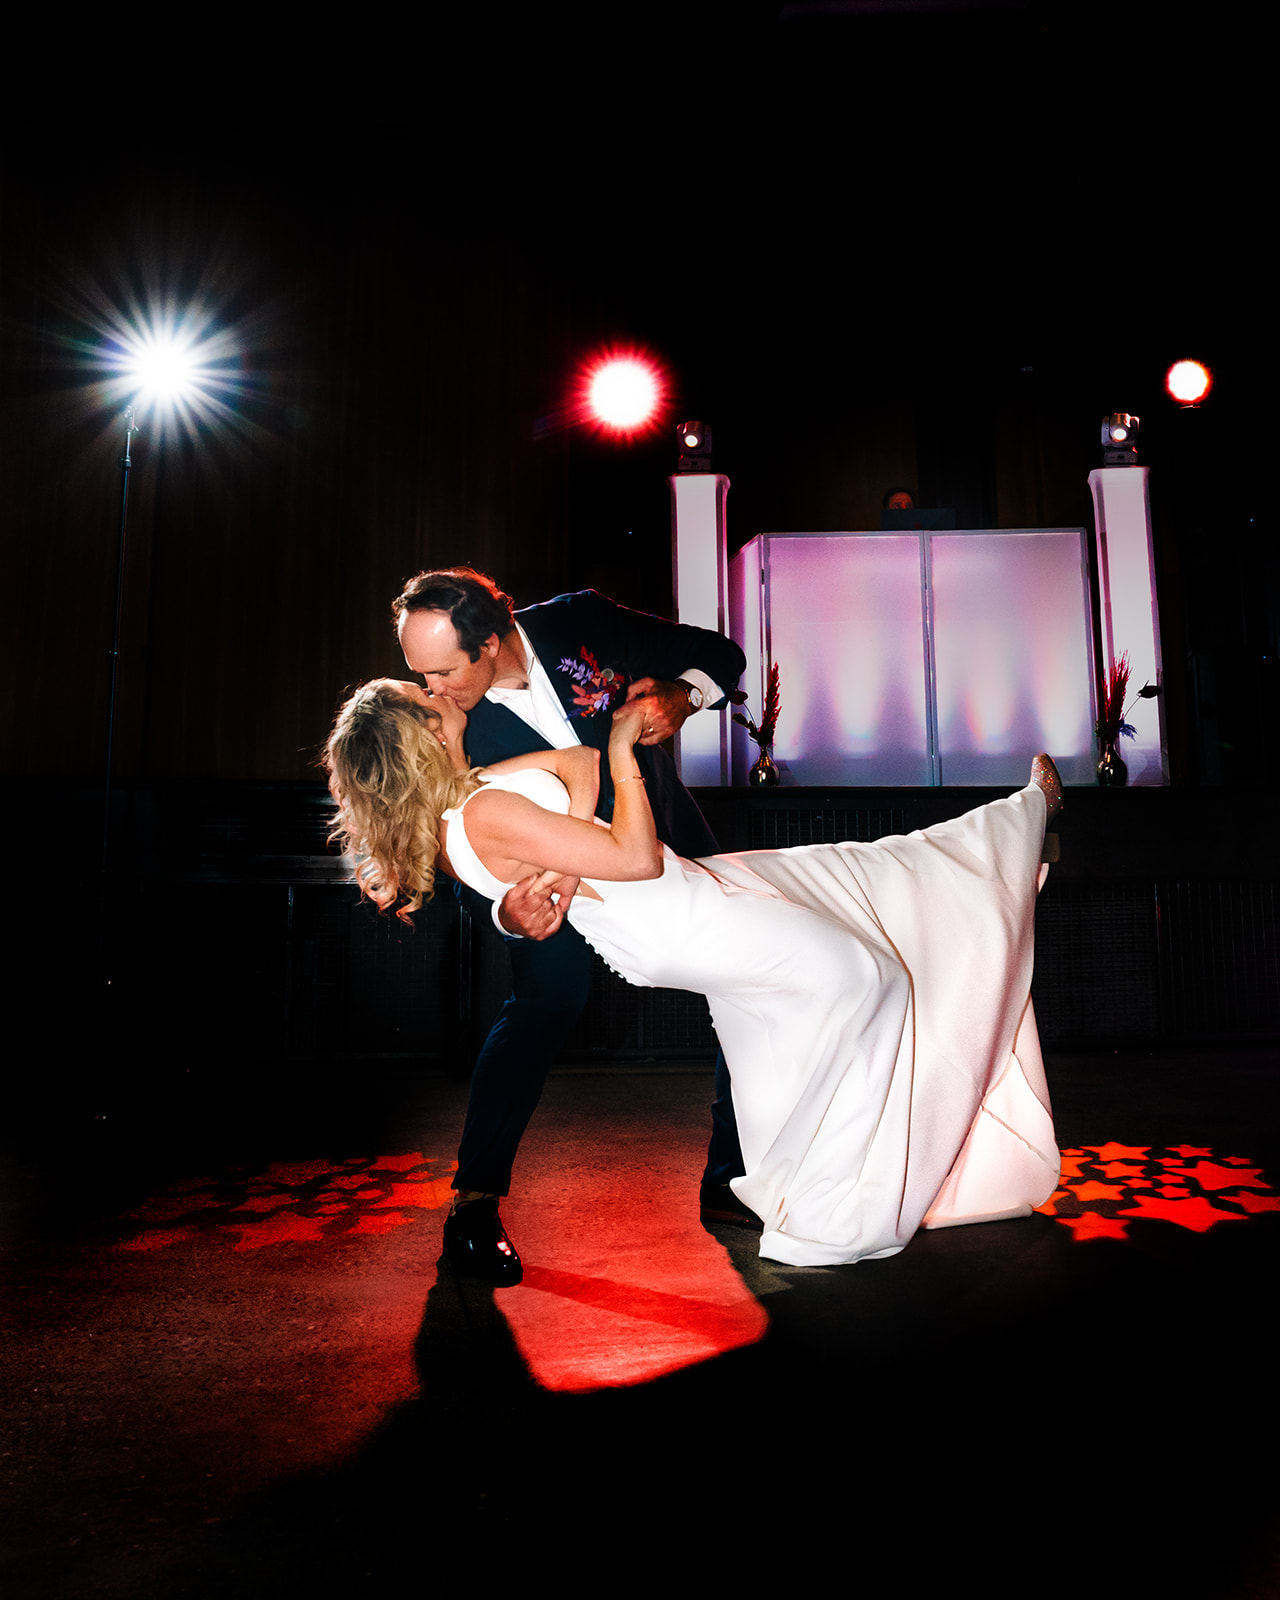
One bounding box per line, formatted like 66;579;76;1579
1089;466;1168;784
669;472;731;784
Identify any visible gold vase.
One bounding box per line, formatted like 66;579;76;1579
1096;743;1128;787
749;750;779;787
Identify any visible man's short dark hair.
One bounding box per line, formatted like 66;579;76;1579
392;567;516;660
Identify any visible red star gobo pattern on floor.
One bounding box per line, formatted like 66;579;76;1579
1036;1143;1280;1242
115;1153;457;1252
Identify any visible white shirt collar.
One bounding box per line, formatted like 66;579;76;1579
485;623;580;749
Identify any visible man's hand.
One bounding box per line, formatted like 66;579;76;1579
624;677;696;746
496;870;579;940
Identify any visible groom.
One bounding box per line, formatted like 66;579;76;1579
393;566;749;1283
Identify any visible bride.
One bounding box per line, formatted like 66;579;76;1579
325;678;1061;1268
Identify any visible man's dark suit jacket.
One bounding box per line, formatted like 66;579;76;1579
461;590;746;860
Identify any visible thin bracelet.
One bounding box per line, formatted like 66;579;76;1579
615;775;646;786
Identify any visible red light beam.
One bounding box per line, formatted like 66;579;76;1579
1166;359;1212;405
580;347;668;437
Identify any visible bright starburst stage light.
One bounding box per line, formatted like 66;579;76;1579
120;328;208;403
579;347;668;437
98;301;242;436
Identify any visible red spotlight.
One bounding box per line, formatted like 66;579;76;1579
580;347;667;437
1166;359;1212;406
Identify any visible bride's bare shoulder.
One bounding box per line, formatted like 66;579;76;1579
460;783;538;829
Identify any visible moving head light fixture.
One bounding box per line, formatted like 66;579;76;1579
676;420;712;473
1101;413;1140;467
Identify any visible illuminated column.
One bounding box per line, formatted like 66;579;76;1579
669;472;731;784
1089;466;1168;784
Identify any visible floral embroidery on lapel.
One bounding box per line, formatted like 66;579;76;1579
558;647;630;717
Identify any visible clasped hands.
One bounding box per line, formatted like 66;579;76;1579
497;683;692;941
497;868;578;940
624;676;697;746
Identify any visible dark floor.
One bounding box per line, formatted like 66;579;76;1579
3;1046;1278;1599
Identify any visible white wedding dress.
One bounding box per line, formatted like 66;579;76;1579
442;770;1060;1268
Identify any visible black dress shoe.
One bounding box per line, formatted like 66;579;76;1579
442;1200;523;1285
699;1182;763;1231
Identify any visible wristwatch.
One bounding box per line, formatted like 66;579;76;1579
680;680;705;712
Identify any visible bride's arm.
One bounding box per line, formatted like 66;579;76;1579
483;745;600;821
602;698;659;871
466;706;661;885
485;747;596;937
483;747;597;935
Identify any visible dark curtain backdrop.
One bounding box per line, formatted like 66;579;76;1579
1;9;1264;783
4;127;936;783
3;132;609;781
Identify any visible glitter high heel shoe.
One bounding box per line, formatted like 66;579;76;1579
1031;753;1063;822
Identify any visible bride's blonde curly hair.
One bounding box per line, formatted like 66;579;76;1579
325;680;484;923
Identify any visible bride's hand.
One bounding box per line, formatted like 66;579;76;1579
610;699;647;747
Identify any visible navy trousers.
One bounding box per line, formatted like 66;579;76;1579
453;898;743;1195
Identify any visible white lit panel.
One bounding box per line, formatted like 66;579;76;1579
931;531;1095;786
764;534;930;786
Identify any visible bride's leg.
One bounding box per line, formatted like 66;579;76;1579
704;756;1061;916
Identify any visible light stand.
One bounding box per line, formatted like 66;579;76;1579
99;403;139;965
